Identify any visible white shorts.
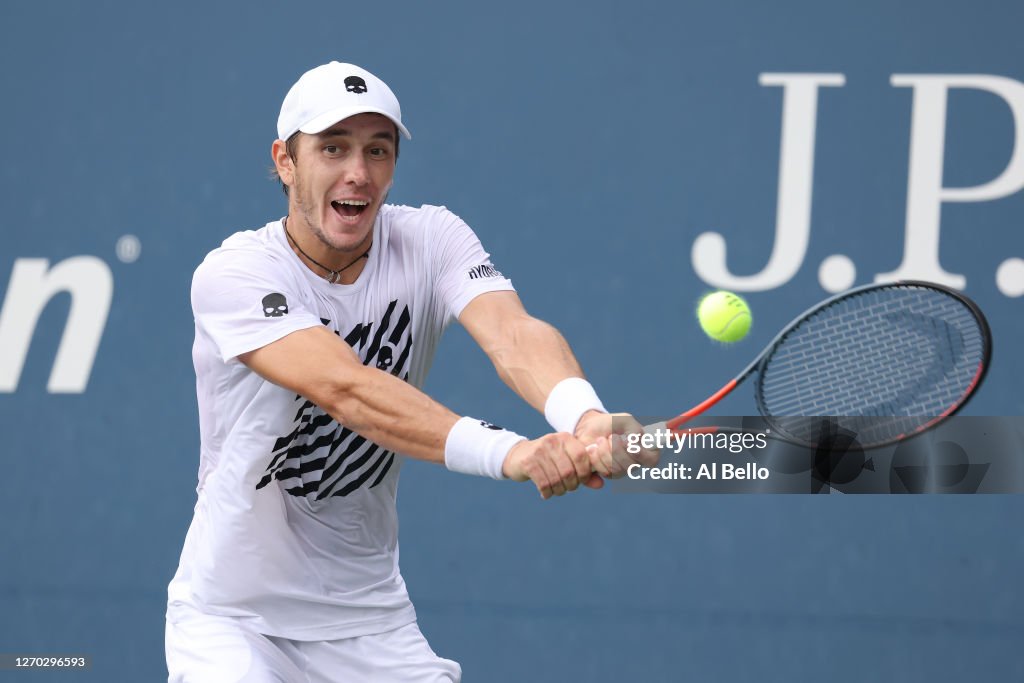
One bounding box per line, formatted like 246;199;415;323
166;604;461;683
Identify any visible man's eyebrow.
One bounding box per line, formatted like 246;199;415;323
317;127;396;142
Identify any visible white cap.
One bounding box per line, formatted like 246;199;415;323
276;62;411;141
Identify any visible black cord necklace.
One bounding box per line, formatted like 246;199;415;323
283;216;370;284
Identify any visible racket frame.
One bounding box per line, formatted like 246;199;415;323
665;280;992;447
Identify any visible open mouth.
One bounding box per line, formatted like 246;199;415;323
331;199;369;219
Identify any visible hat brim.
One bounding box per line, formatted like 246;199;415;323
298;106;412;140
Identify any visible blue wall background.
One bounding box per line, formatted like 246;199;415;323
1;1;1022;680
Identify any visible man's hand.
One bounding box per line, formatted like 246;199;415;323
502;433;604;499
576;410;660;479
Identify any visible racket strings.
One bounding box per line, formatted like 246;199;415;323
757;286;986;445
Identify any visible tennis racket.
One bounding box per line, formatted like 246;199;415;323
653;280;991;449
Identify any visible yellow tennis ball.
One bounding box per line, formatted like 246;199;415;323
697;291;752;342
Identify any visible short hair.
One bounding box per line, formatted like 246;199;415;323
270;126;400;197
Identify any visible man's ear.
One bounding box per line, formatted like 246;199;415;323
272;138;295;187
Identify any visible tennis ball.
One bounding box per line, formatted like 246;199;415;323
697;290;752;343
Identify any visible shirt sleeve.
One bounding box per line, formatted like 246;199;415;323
429;207;516;320
191;247;324;362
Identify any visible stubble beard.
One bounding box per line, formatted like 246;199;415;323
291;174;375;257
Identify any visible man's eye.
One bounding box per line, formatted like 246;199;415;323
369;148;387;158
324;145;340;154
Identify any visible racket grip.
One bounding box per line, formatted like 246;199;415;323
643;421;667;436
644;421;721;435
665;380;738;431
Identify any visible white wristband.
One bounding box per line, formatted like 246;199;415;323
444;416;526;479
544;377;607;434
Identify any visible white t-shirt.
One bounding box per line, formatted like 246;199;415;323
167;204;515;640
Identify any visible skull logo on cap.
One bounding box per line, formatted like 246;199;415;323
344;76;368;94
262;292;289;317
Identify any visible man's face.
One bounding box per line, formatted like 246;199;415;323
279;113;397;254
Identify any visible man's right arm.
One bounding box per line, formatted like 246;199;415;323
240;325;457;463
238;326;595;498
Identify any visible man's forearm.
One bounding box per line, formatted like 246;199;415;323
241;327;460;465
321;362;462;464
484;316;587;413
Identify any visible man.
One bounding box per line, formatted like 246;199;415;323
166;61;657;682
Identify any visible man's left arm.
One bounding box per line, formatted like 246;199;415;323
458;290;658;478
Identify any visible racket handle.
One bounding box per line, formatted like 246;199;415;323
665;380;738;431
643;421;667;436
643;421;722;436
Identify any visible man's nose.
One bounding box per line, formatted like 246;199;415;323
343;155;369;185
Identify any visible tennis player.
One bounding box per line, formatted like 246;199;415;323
165;61;657;682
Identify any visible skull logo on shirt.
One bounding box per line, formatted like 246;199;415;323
262;293;289;317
